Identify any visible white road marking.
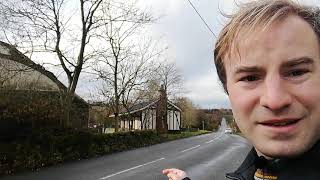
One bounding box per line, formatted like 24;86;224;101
99;158;165;179
205;133;223;144
180;145;201;153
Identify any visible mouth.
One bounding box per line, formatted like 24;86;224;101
260;118;300;127
257;117;304;137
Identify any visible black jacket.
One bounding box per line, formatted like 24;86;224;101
226;141;320;180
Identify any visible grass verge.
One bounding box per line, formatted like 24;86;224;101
164;130;211;141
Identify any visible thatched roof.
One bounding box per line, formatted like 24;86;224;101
0;41;87;104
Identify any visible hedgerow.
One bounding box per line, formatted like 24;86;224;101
0;129;164;176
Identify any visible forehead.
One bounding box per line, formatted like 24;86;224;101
226;15;319;69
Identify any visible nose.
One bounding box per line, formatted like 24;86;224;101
260;75;292;111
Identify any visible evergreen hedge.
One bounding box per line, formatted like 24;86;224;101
0;129;164;176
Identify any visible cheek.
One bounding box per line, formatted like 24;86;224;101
294;83;320;112
229;88;260;137
293;86;320;138
228;87;258;118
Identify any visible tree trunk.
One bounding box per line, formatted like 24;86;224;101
114;94;120;132
60;91;73;128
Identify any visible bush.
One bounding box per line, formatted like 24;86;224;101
0;129;163;176
0;128;207;176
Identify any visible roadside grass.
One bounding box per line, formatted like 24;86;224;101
164;130;212;141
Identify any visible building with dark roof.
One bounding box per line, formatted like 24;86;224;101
112;88;182;132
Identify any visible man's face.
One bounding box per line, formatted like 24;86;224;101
225;15;320;158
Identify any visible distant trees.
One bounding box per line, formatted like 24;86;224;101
174;96;232;131
174;97;198;129
195;109;220;131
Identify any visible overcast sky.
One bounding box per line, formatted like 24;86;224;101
137;0;320;109
75;0;320;109
143;0;235;109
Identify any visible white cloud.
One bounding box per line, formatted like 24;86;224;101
184;73;230;108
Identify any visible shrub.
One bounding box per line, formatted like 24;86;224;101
0;129;163;176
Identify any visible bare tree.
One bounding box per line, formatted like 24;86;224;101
94;52;157;131
140;60;183;101
138;78;160;101
91;0;164;132
93;38;163;132
0;0;103;127
157;61;182;96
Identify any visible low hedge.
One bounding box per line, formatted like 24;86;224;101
0;129;164;176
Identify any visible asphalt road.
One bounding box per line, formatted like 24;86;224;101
2;128;251;180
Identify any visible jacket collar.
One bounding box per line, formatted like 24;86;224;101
226;141;320;180
225;148;257;180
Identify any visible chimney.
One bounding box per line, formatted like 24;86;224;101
156;85;168;134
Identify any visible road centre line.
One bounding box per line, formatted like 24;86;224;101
180;145;201;153
99;158;165;179
205;134;223;144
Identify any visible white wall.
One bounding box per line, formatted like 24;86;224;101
120;109;181;131
134;117;141;130
167;110;180;130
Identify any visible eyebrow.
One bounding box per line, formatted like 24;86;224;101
281;57;314;68
234;66;263;75
233;57;314;75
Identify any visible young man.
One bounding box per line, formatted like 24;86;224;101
163;0;320;179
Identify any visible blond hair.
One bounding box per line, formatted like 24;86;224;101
214;0;320;92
